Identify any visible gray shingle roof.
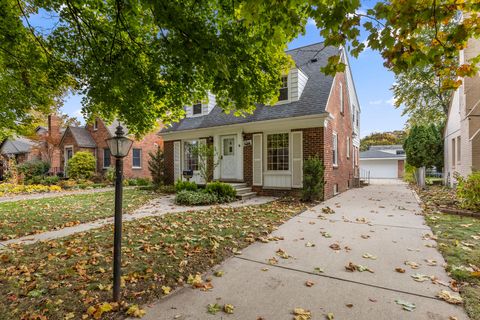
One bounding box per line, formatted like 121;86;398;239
369;145;403;151
69;127;97;148
360;150;406;159
0;136;36;155
161;42;339;133
106;119;129;136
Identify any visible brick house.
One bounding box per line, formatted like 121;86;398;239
58;118;162;179
159;43;361;199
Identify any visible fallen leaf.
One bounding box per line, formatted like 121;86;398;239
224;304;234;314
411;274;431;282
161;286;171;295
437;290;463;304
360;235;370;239
425;259;437;266
125;304;145;318
395;268;406;273
207;303;221;315
276;248;290;259
214;270;224;277
320;231;332;238
322;207;335;214
395;299;416;311
293;308;311;320
329;243;341;251
405;261;420;269
305;242;315;247
345;304;353;308
362;253;377;260
313;267;324;274
305;280;314;287
327;312;334;320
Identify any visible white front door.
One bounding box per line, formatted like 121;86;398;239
220;135;237;180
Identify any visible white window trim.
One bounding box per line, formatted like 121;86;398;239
103;148;111;169
132;148;142;169
276;74;291;105
339;83;345;114
456;136;461;165
332;132;338;167
192;102;203;116
264;131;291;173
64;145;74;168
347;136;350;159
182;139;200;172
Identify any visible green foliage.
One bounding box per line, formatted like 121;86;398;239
205;182;236;203
403;163;416;184
17;160;50;181
175;190;218;206
157;185;176;194
456;172;480;212
403;125;443;169
25;175;60;186
3;1;480;138
124;178;151;186
104;167;116;183
301;156;324;202
175;180;198;192
66;152;96;180
360;131;405;151
191;143;219;183
148;148;165;187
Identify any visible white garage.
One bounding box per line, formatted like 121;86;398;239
360;145;406;179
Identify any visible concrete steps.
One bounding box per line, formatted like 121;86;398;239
227;182;257;200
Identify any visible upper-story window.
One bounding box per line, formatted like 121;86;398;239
356;110;359;127
279;76;289;101
332;132;338;166
93;119;98;131
192;102;202;115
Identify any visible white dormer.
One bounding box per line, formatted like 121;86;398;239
185;92;217;117
276;68;308;105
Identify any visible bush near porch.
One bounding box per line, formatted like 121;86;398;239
174;180;236;205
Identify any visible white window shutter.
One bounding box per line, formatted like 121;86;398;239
173;141;181;181
199;139;207;184
252;134;263;186
291;131;303;188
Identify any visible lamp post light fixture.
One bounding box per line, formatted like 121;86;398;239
105;125;133;302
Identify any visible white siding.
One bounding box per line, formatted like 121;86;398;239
289;68;308;102
264;174;292;188
297;68;308;98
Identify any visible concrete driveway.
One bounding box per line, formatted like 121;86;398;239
141;181;468;320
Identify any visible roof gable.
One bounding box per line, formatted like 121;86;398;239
60;126;97;148
161;43;339;133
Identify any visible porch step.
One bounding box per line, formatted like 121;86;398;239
224;182;257;199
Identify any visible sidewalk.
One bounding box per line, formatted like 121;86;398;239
140;182;468;320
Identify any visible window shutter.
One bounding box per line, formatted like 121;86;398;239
291;131;303;188
173;141;181;181
199;139;207;184
252;134;263;186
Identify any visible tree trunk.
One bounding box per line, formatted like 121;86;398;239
416;167;426;188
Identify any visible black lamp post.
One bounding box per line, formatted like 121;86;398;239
105;125;133;302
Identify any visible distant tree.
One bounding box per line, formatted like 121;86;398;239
403;124;443;187
148;148;165;187
360;131;406;151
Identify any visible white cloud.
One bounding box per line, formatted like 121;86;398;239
368;99;383;105
367;97;397;107
386;97;397;106
307;18;316;26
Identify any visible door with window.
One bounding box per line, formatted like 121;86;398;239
220;135;237;180
64;147;73;176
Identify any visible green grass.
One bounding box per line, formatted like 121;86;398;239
0;200;306;319
0;189;157;240
421;186;480;319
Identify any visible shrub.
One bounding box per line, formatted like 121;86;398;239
301;156;324;202
205;181;236;203
25;175;60;186
148;148;165;187
104;167;116;183
175;190;218;205
125;178;151;186
175;180;198;192
456;172;480;211
157;185;176;194
58;179;77;189
17;160;50;181
0;183;61;196
67;152;96;180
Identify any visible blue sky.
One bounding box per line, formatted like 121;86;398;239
54;6;407;137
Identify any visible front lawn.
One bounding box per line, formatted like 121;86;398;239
0;199;305;319
0;189;157;240
420;186;480;319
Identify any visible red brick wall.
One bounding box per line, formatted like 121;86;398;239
86;120;111;174
59;129;78;172
323;73;354;199
398;160;405;178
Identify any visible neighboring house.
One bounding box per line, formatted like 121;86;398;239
59;118;162;179
159;42;361;199
444;37;480;187
359;145;406;179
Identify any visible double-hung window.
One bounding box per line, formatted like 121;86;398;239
452;138;456;166
347;136;350;159
103;148;111;168
278;76;289;101
457;136;461;164
132;148;142;168
192;101;202;115
267;133;289;171
332;132;338;166
184;141;199;171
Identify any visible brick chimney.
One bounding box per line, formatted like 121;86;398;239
47;114;62;173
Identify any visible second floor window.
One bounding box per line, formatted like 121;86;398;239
132;149;141;168
332;132;338;166
192;102;202;115
279;76;288;101
103;148;111;168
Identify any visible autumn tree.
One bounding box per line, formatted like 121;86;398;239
2;1;480;137
360;131;406;151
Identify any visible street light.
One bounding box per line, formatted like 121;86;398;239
105;125;133;302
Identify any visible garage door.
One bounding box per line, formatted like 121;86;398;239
360;159;398;179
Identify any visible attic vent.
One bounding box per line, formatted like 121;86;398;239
310;58;318;63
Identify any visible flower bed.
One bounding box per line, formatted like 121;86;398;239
0;183;61;197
